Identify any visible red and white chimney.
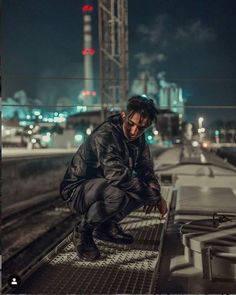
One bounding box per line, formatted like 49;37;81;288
81;1;96;105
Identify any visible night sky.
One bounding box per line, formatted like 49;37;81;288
2;0;236;123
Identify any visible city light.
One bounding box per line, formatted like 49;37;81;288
198;128;205;133
75;134;83;143
54;117;66;123
82;91;96;96
42;135;51;143
86;128;92;135
153;130;159;135
192;141;199;147
202;142;208;148
198;117;204;130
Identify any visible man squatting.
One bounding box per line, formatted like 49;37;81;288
60;96;168;261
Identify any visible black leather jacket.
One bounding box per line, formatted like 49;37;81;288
60;114;161;201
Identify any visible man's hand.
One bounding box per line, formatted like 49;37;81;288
157;196;168;218
143;196;168;218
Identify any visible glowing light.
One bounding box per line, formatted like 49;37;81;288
82;48;95;55
153;130;159;135
82;5;94;12
42;135;51;143
26;115;31;119
38;115;43;119
82;90;96;96
86;128;92;135
75;134;83;143
192;141;199;147
54;112;58;116
28;130;32;135
198;127;205;133
31;138;37;144
54;117;66;123
202;142;208;148
215;130;220;136
29;125;34;129
34;111;40;116
147;135;153;140
77;106;83;111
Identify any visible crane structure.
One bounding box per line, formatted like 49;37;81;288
98;0;129;120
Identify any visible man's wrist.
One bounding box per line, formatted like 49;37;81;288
149;182;161;191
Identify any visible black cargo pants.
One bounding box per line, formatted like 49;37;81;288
67;178;159;226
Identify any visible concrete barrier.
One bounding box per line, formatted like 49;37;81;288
2;154;73;210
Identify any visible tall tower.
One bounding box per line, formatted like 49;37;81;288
81;1;96;106
98;0;129;120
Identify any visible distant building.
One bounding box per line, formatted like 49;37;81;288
159;83;185;119
156;110;180;140
66;109;118;130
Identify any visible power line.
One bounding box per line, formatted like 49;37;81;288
3;74;236;81
2;104;236;109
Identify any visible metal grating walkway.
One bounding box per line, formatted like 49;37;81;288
17;187;172;294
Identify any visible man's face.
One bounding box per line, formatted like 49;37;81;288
121;112;151;141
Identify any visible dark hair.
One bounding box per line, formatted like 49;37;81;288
126;95;159;123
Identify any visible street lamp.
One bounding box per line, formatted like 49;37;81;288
198;117;205;142
198;117;204;129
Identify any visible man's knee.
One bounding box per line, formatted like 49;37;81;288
104;185;128;211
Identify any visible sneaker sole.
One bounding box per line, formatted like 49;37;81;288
76;250;101;261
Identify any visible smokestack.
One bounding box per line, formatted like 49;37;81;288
81;1;96;106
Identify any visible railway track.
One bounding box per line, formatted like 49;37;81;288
2;195;78;293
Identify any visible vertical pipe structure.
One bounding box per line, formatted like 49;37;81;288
98;0;129;120
119;0;129;111
82;1;96;107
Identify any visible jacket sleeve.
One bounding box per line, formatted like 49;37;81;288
94;133;145;194
135;142;161;193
